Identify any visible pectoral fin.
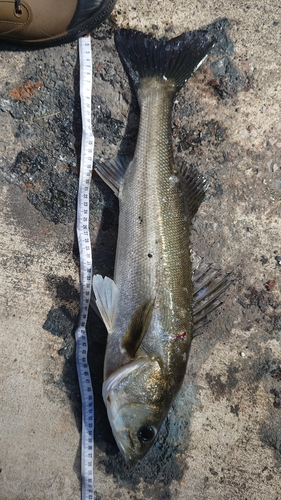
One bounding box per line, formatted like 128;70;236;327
92;274;118;333
122;299;154;358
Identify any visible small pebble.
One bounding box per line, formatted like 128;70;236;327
268;138;277;146
264;280;276;291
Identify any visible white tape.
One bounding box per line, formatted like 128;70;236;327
76;36;95;500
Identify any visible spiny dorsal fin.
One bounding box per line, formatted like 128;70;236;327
192;262;233;334
121;299;155;358
92;275;118;333
94;157;130;196
176;160;209;219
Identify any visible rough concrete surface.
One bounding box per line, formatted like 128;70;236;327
0;1;280;499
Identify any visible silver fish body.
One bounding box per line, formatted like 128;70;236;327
107;79;193;382
93;29;227;465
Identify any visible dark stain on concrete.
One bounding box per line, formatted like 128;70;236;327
238;286;281;337
205;364;239;400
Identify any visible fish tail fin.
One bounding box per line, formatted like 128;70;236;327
114;28;214;95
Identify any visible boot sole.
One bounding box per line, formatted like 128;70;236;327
0;0;116;47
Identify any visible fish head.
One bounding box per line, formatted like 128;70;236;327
103;356;171;465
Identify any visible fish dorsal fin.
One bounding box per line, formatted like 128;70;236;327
92;274;118;333
121;299;155;358
192;261;232;335
176;160;209;219
94;157;130;196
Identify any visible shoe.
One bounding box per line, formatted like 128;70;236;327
0;0;116;46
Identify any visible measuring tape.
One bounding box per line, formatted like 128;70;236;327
75;36;95;500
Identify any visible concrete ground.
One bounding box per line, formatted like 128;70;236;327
0;1;281;499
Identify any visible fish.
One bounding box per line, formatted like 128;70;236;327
92;28;231;465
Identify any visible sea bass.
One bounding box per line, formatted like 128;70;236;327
93;28;230;465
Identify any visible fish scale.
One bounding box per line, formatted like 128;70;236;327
114;84;192;367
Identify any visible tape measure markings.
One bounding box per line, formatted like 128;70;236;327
76;36;95;500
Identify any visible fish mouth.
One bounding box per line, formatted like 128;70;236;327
107;420;140;465
115;430;137;462
113;429;144;466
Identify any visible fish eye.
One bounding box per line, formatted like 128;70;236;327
137;426;156;443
